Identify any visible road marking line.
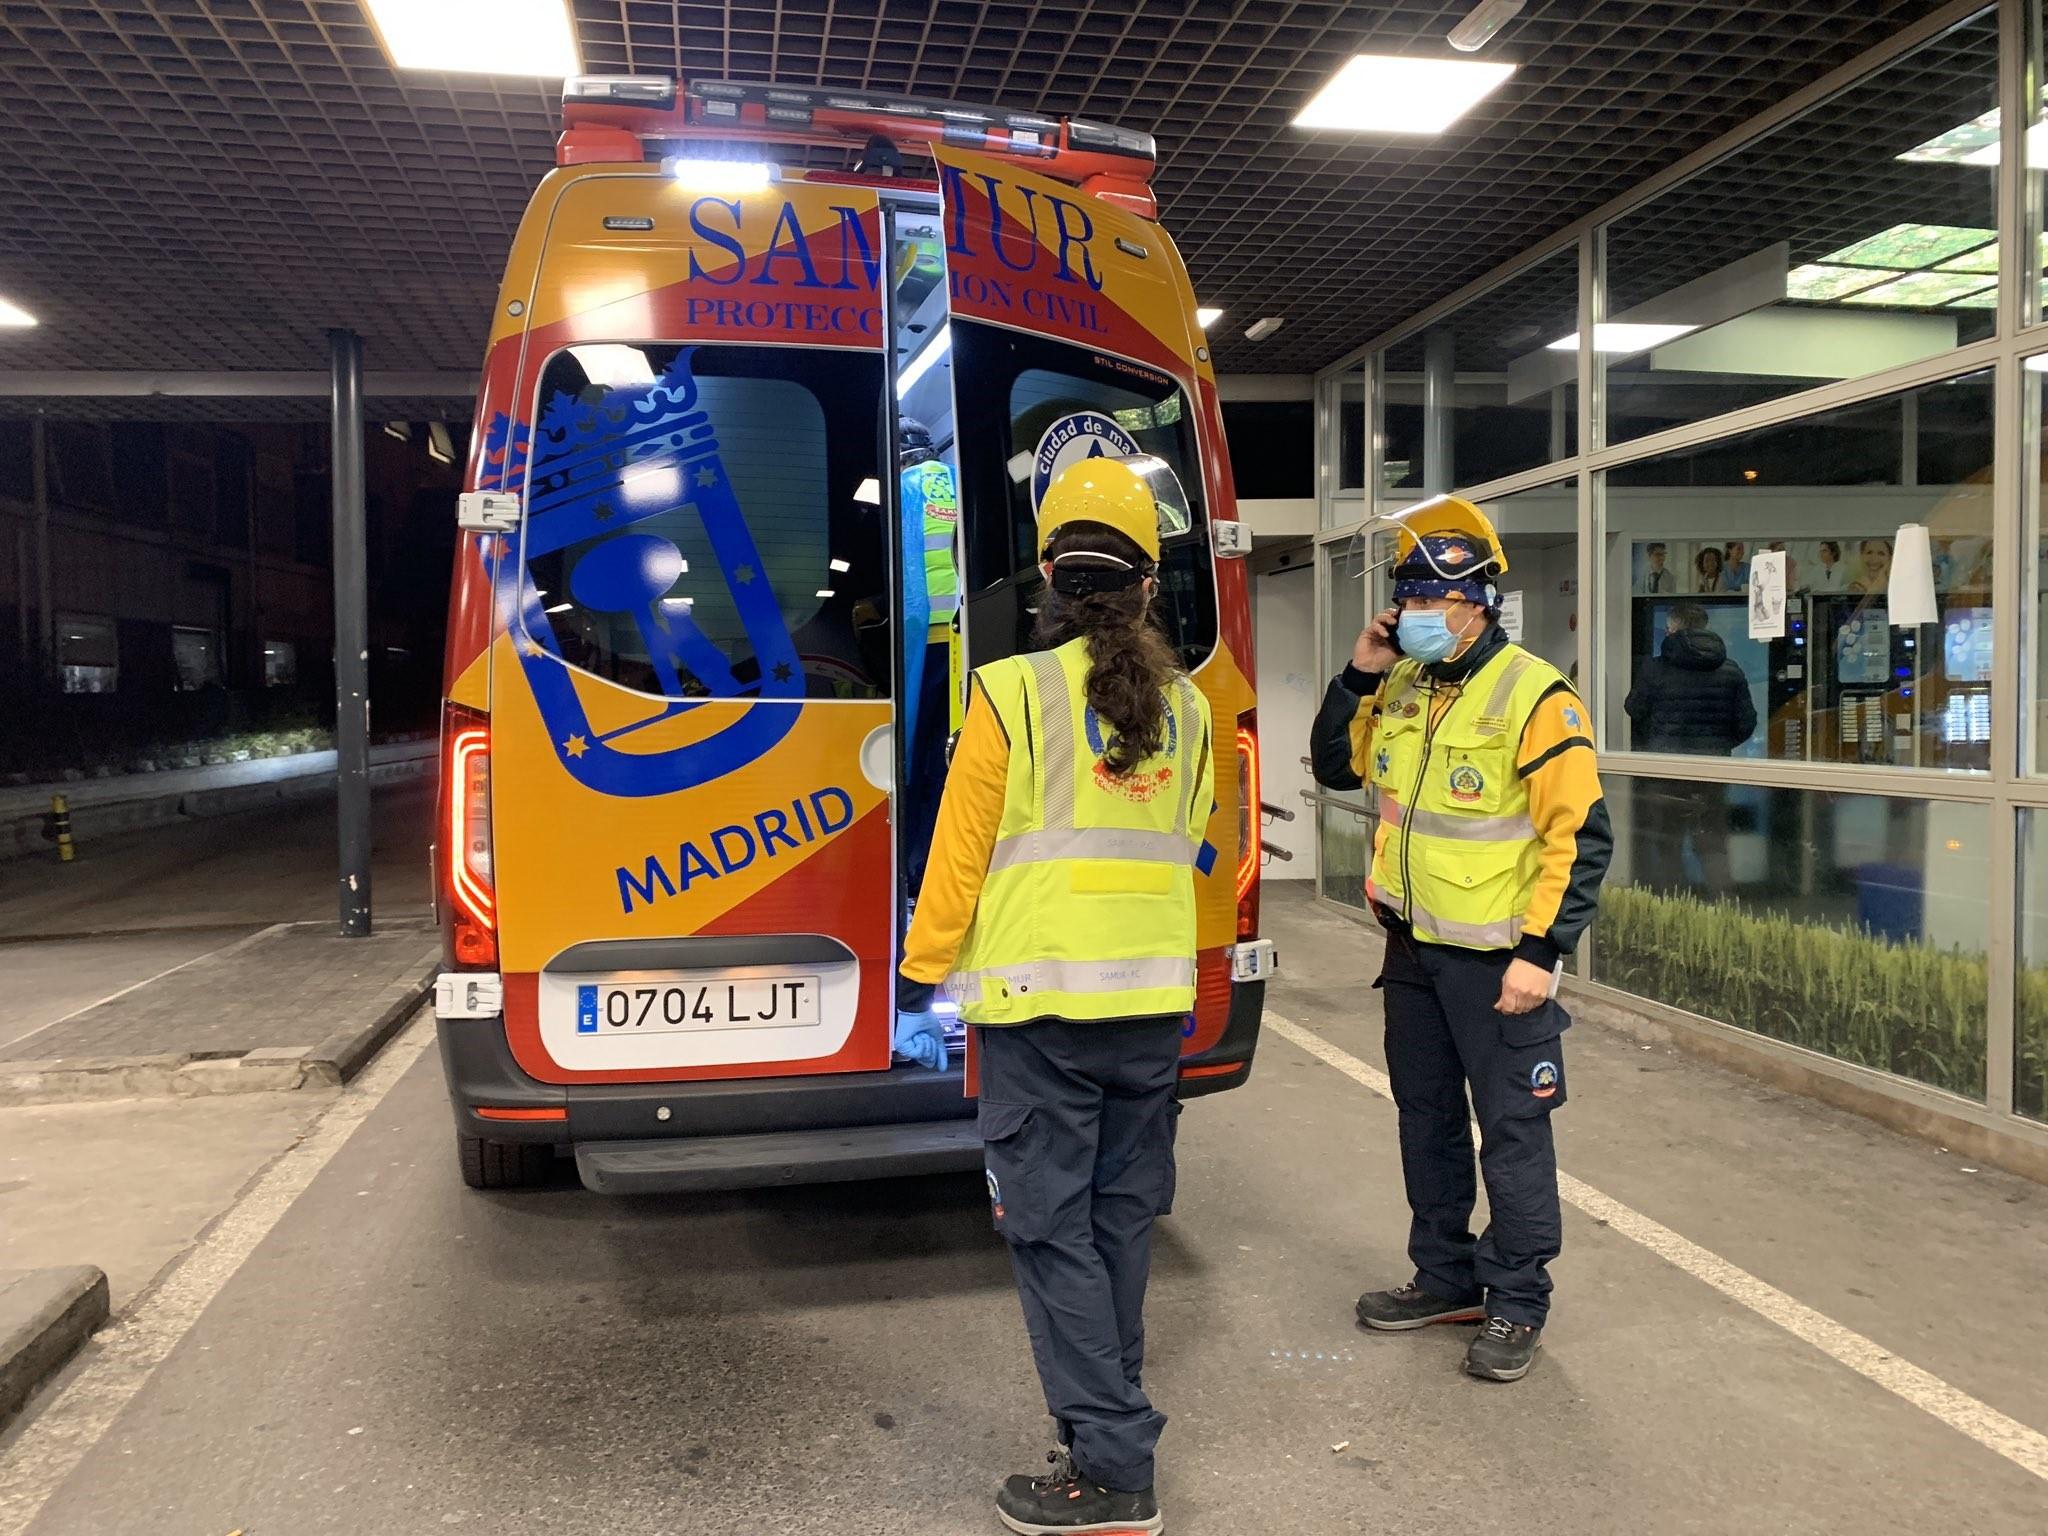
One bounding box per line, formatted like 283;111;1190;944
0;1013;434;1533
0;922;288;1054
1263;1009;2048;1486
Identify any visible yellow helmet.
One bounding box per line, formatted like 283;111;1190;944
1378;495;1510;606
1037;457;1162;563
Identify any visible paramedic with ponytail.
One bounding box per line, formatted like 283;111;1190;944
895;456;1211;1536
1310;496;1611;1384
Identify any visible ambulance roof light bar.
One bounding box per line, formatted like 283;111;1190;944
559;74;1160;216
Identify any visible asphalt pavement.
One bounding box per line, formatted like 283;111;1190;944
2;890;2043;1535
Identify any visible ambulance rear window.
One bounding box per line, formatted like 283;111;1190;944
951;322;1218;671
518;343;890;701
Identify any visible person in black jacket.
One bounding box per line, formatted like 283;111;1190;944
1624;604;1757;889
1624;604;1758;754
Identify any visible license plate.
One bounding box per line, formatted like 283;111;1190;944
575;976;821;1035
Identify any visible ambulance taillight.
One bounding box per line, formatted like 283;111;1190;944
441;703;496;968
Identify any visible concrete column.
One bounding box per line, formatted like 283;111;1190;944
31;416;51;678
329;329;371;937
1422;327;1455;495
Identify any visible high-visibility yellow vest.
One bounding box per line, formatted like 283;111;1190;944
950;636;1211;1026
1367;644;1567;950
907;460;959;643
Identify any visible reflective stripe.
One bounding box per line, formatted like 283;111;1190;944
928;593;960;614
1410;906;1523;949
1171;677;1202;837
1378;790;1404;827
956;954;1196;1002
1403;805;1535;842
1025;650;1076;816
923;531;955;552
1480;652;1536;724
989;826;1196;873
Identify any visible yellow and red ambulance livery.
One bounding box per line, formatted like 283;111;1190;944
433;75;1273;1191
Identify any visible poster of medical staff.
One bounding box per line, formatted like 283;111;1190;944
1631;535;1988;597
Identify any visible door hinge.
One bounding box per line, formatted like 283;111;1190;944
436;971;504;1019
457;491;521;533
1211;519;1251;558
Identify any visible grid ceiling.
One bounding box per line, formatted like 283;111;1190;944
0;0;1971;398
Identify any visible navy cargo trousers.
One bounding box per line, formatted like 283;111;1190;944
1379;918;1569;1328
977;1015;1184;1494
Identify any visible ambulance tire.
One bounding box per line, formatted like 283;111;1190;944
457;1132;555;1190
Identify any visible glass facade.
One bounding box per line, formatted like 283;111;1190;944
1308;6;2048;1141
1603;11;1999;446
1605;371;1995;772
1596;778;1989;1098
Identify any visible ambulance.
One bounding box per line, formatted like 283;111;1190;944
433;75;1273;1191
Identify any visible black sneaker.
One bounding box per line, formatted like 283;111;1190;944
1355;1282;1486;1331
1464;1316;1543;1381
996;1447;1164;1535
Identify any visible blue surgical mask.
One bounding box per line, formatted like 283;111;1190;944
1397;610;1461;663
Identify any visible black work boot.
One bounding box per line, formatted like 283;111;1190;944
1355;1281;1486;1331
996;1447;1164;1535
1464;1315;1543;1381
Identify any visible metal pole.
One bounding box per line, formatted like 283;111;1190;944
31;416;51;679
1422;326;1455;494
329;328;372;937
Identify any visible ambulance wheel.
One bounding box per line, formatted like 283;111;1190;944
457;1132;554;1190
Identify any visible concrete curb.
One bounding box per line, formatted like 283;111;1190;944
0;963;437;1106
0;1266;109;1429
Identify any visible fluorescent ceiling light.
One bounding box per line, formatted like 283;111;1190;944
1243;316;1285;341
830;557;851;572
853;478;881;505
571;344;655;388
363;0;580;78
1785;264;1904;302
897;325;951;399
1545;323;1696;354
1840;271;1998;308
672;158;776;194
1448;0;1525;53
815;588;836;599
545;602;574;614
1293;54;1515;134
427;421;456;464
1898;108;2048;167
1821;224;1995;270
0;296;36;328
1195;307;1223;328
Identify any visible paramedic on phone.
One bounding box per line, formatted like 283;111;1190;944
1309;497;1611;1385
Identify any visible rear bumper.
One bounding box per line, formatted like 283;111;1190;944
436;969;1267;1186
1176;976;1266;1098
577;1120;983;1194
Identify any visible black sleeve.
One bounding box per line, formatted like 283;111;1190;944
1731;668;1758;745
1311;674;1371;791
1623;662;1653;724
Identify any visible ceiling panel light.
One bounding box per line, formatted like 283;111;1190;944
1840;271;1999;308
1785;264;1904;302
1545;323;1696;353
1292;55;1515;135
0;295;38;328
1195;307;1223;328
853;479;881;505
1821;224;1997;270
1243;316;1286;341
570;344;655;388
363;0;581;78
1448;0;1526;53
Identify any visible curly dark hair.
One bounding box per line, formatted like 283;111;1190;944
1032;523;1183;776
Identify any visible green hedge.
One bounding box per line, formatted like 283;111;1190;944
1596;885;1990;1099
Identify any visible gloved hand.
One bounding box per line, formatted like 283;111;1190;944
892;1008;947;1072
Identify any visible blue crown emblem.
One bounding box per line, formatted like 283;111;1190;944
492;349;804;797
